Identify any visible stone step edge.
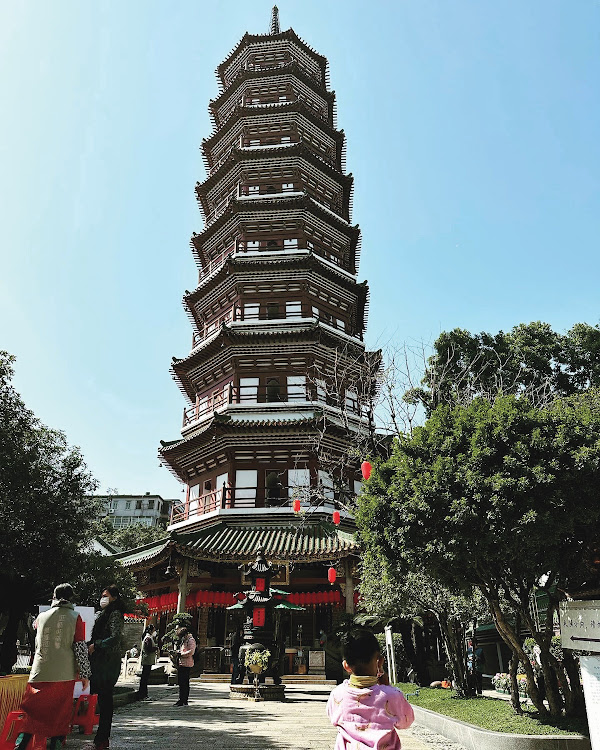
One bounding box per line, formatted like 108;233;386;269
412;704;591;750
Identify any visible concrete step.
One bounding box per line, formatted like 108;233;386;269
193;674;335;686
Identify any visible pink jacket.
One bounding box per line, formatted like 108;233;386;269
178;634;196;668
326;681;414;750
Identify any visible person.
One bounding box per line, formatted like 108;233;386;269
230;626;243;685
473;641;486;695
174;625;196;706
137;624;158;700
88;585;126;750
17;583;91;750
326;629;414;750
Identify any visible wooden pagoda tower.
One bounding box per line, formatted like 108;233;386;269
116;7;380;679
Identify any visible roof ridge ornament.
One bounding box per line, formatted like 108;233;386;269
269;5;280;35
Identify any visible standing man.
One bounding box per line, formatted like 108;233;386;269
17;583;91;750
473;641;486;696
230;626;243;685
137;624;158;700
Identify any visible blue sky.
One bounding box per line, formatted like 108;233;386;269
1;1;598;499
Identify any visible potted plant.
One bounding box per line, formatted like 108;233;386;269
245;648;271;674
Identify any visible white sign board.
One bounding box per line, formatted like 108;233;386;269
580;656;600;750
559;601;600;653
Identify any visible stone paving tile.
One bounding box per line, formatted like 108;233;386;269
65;682;465;750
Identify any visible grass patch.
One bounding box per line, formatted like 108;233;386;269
395;683;588;736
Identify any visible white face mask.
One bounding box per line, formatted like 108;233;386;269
99;596;110;609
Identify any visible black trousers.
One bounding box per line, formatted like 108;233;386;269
177;666;190;703
474;671;483;695
138;664;151;697
91;680;114;744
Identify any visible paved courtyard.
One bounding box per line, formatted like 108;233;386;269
64;682;466;750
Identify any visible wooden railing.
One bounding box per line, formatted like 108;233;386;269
170;486;321;524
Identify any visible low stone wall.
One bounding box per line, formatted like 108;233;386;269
412;705;591;750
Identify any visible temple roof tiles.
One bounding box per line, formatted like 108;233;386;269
113;517;357;568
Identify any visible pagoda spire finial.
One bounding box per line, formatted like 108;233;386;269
269;6;280;35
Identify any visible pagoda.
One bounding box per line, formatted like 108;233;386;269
116;7;380;680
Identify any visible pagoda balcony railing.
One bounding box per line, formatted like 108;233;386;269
182;384;366;429
191;310;355;350
237;183;342;215
209;137;335;177
242;59;322;85
170;485;335;524
241;93;327;121
196;238;347;284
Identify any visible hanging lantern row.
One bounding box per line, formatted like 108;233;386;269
141;589;347;613
143;592;178;614
287;590;343;606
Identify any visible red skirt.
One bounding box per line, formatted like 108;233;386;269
20;681;75;737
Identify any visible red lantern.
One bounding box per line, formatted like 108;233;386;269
293;498;301;513
328;567;337;585
255;577;266;592
361;461;372;480
332;510;341;525
253;607;266;627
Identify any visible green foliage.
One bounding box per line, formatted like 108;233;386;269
395;684;588;736
163;613;193;651
70;551;139;611
244;649;271;669
358;391;600;596
0;352;99;601
375;632;410;680
418;321;600;414
357;388;600;716
94;516;167;551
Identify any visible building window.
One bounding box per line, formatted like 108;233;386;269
243;303;260;320
287;375;306;401
286;301;302;318
136;500;142;510
125;501;131;509
148;499;155;509
345;390;359;413
239;377;259;402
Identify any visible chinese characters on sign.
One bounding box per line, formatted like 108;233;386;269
559;600;600;654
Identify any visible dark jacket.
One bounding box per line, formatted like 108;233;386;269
89;605;124;688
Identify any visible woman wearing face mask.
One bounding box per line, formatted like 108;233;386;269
88;585;126;750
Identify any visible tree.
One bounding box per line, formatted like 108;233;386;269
357;390;600;718
0;351;99;671
94;515;168;551
416;322;600;414
359;549;486;695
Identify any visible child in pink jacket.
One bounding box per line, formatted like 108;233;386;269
326;629;414;750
